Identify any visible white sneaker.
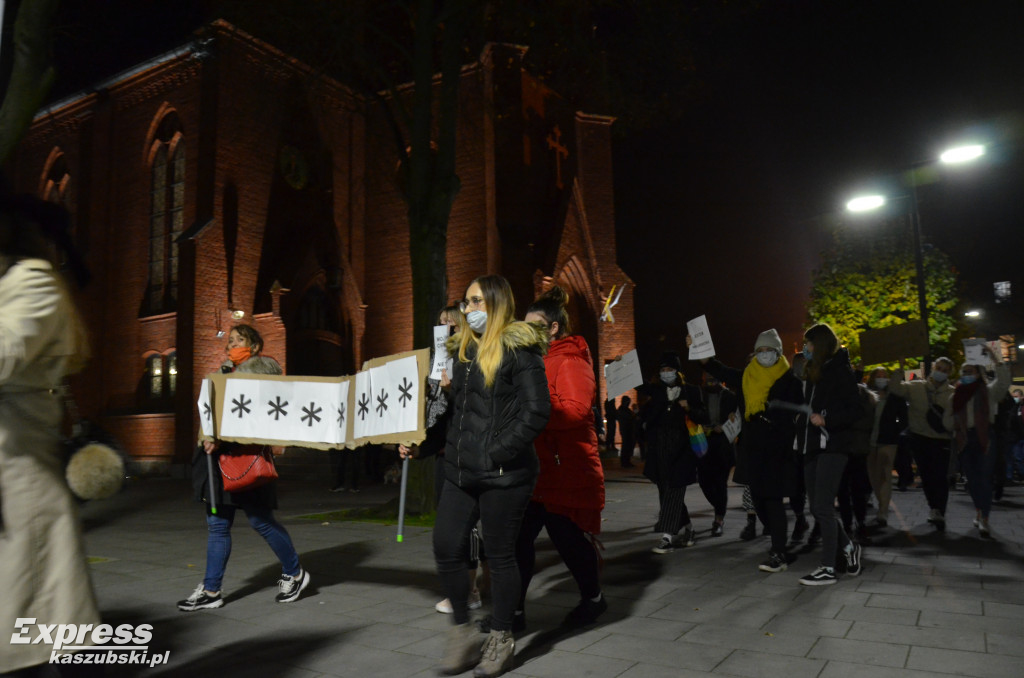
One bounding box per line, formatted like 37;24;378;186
434;589;482;614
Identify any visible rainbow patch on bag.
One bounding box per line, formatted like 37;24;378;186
686;418;708;458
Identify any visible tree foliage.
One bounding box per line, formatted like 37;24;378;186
807;218;960;366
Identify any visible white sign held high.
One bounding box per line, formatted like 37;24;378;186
604;349;644;401
687;315;716;360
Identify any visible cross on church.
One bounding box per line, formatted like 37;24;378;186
546;125;569;189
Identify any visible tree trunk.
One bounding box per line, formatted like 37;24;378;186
0;0;58;165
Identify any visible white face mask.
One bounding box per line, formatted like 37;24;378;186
466;310;487;334
874;378;890;390
659;371;677;385
930;370;949;384
755;351;779;368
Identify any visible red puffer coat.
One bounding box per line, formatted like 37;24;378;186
532;335;605;533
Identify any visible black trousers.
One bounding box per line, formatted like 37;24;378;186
515;501;601;610
696;449;730;516
434;478;533;628
620;429;636;465
911;434;951;514
894;434;915;487
752;493;787;554
837;454;871;530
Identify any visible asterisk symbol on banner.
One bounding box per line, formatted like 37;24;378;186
267;396;289;420
358;393;370;420
231;395;252;419
301;402;322;427
376;389;389;417
398;377;413;407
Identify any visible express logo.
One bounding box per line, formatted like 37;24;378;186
11;619;169;667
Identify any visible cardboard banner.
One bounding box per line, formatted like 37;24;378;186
859;321;928;366
201;348;429;450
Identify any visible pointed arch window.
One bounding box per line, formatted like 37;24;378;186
42;151;70;208
146;114;185;315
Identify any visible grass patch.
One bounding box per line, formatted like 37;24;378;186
296;507;436;527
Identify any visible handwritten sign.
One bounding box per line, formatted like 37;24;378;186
687;315;716;361
722;410;742;443
962;338;991;367
429;325;454;380
604;349;644;400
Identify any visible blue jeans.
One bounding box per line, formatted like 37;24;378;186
204;505;300;592
960;430;995;519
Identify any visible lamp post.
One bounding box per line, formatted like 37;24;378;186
845;144;986;375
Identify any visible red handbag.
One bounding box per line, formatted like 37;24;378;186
218;445;278;492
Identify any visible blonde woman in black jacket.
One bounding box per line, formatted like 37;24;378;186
410;275;550;678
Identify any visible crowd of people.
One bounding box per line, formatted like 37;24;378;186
4;185;1021;678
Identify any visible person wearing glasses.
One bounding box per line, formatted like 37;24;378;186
402;275;550;678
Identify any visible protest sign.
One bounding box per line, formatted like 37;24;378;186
687;315;716;360
604;349;644;400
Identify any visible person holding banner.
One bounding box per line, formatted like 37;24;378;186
639;351;707;554
511;286;607;630
428;275;550;678
943;345;1009;537
690;329;802;572
179;324;309;611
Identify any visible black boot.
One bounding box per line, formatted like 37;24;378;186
740;515;757;541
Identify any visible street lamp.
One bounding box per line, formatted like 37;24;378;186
845;144;986;374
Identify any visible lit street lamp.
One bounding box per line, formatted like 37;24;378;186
845;144;986;373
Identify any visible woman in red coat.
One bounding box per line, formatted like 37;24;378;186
515;286;606;629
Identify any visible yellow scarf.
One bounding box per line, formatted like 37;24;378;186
742;355;791;420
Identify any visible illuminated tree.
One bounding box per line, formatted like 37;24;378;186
807;220;960;366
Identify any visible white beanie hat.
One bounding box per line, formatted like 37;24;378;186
754;328;783;354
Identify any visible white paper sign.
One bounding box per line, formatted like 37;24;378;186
198;379;214;436
722;410;742;443
353;370;374;439
687;315;716;360
219;379;349;445
963;338;990;367
604;349;644;401
430;325;454;380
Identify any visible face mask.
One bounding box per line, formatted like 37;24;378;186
802;348;813;361
466;310;487;334
930;370;949;384
228;346;251;365
755;351;779;368
659;371;677;385
874;378;889;390
959;375;977;385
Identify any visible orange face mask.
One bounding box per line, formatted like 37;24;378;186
228;346;251;365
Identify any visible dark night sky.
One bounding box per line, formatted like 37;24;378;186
613;1;1024;377
9;1;1024;377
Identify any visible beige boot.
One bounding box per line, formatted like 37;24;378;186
473;629;515;677
440;622;483;675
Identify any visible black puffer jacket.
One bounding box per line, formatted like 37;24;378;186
796;348;862;456
443;321;551;489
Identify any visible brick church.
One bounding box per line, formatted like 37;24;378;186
8;21;635;472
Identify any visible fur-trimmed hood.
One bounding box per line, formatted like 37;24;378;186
446;320;550;357
221;355;283;375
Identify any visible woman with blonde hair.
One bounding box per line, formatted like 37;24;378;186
410;274;550;678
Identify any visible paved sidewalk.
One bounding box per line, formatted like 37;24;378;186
78;463;1024;678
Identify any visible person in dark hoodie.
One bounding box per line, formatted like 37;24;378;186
513;286;607;630
795;323;864;586
691;329;803;572
415;274;551;678
639;351;707;554
180;324;309;611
